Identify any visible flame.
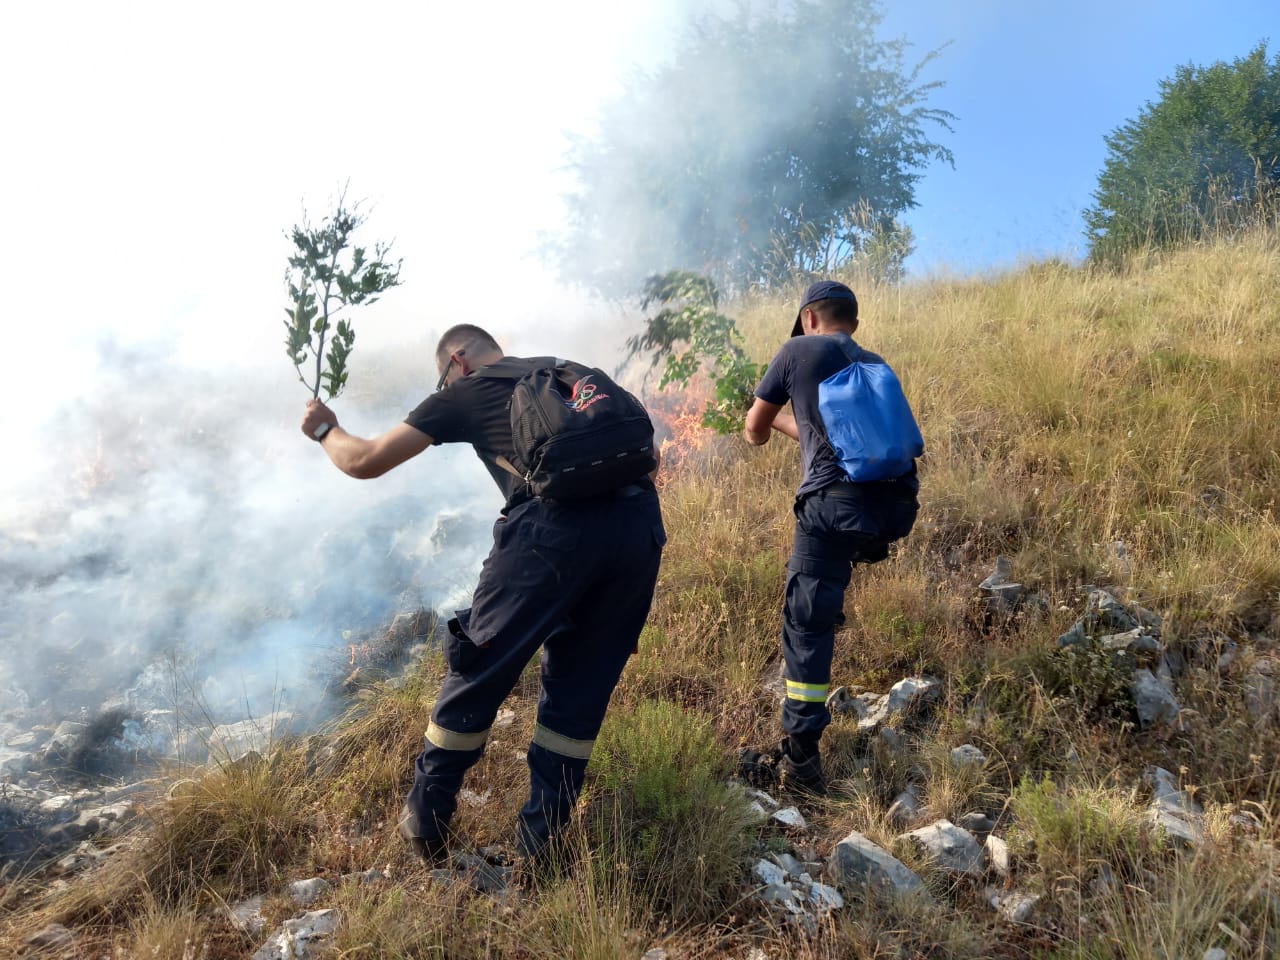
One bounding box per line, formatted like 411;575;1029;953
647;381;713;483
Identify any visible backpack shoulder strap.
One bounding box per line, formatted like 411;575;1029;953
492;454;523;480
472;356;560;381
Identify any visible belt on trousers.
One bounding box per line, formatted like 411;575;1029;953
819;473;914;496
535;482;651;505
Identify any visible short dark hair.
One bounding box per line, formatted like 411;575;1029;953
436;324;501;366
807;298;858;326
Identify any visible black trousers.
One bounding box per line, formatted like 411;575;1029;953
780;480;917;746
405;487;665;857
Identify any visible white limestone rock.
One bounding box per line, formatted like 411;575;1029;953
758;882;804;913
950;744;987;768
754;859;786;887
251;909;340;960
229;896;266;936
985;834;1011;877
289;877;332;907
899;819;985;877
1144;766;1202;817
828;829;927;898
856;676;940;732
772;806;807;829
770;851;805;878
986;887;1040;923
806;880;845;911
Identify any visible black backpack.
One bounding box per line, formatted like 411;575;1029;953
476;357;657;500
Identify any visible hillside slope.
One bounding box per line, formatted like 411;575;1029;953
3;232;1279;959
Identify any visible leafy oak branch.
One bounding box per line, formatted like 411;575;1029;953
283;193;403;400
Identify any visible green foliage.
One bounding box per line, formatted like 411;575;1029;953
555;0;952;294
589;700;755;920
283;190;402;399
1086;42;1280;264
1042;643;1134;722
1008;774;1159;880
627;271;763;434
763;200;917;286
592;699;729;821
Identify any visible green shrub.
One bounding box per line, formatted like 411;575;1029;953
588;700;755;921
1041;643;1134;722
1008;774;1159;881
592;700;728;820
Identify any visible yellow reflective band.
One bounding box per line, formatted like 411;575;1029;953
531;723;595;760
786;680;830;703
426;721;489;752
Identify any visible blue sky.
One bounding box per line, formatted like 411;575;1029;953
879;0;1275;273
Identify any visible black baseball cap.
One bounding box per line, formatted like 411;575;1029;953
791;280;857;337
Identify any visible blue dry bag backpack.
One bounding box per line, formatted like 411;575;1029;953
818;335;923;482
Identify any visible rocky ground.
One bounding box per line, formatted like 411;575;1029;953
5;564;1277;958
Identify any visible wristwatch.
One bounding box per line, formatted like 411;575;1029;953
313;421;333;441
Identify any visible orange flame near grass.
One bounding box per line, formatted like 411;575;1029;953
647;380;713;484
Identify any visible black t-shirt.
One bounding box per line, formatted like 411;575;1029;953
754;333;888;498
404;361;526;509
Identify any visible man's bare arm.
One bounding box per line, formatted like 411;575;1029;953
744;398;798;445
770;409;798;441
302;400;433;478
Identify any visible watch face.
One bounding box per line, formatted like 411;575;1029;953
314;421;332;440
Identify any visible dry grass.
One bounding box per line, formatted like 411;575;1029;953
37;751;312;940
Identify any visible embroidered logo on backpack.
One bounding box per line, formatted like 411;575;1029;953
565;376;608;412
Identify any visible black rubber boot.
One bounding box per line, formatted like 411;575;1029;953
777;737;827;796
736;746;780;788
397;804;450;866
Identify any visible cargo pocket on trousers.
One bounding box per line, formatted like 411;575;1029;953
444;611;489;675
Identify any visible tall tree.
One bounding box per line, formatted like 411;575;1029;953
553;0;952;295
1085;43;1280;265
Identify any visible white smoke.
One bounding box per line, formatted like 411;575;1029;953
0;337;498;730
0;2;701;747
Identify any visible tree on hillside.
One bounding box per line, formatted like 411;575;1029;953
1085;42;1280;265
552;0;953;295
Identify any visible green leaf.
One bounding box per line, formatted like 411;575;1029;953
282;190;402;399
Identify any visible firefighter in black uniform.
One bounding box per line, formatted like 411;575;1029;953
301;324;665;864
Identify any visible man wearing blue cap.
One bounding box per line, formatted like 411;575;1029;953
743;281;919;793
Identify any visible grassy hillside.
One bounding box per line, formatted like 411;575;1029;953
4;230;1279;958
